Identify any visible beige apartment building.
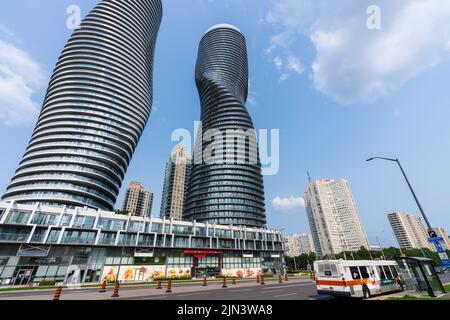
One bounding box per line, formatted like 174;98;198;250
122;181;154;217
304;179;370;258
285;234;315;257
388;212;434;251
160;146;192;220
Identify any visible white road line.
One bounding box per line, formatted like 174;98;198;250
274;293;297;298
177;292;209;297
260;290;285;294
232;289;254;292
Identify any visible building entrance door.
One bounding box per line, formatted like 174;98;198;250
12;266;37;286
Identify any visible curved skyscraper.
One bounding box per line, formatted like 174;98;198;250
2;0;162;210
184;24;267;227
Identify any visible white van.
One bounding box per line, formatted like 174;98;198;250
314;260;404;299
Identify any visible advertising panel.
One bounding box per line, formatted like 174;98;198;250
220;268;262;278
101;266;191;282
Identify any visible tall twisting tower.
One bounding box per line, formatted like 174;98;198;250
2;0;163;210
184;24;267;227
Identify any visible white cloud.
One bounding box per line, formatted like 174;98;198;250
0;37;45;126
272;195;305;212
273;55;283;70
264;0;450;104
287;56;304;74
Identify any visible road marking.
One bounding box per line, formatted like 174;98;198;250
232;288;254;292
276;283;314;288
177;292;209;297
259;290;285;294
274;293;297;298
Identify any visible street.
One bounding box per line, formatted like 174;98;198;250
0;277;332;301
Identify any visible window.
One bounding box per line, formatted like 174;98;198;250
359;266;370;279
390;266;399;278
6;211;31;225
31;212;57;226
172;225;193;236
378;266;387;280
383;266;394;280
151;223;162;233
0;226;31;242
350;267;361;280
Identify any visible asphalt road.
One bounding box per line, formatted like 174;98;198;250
0;277;331;301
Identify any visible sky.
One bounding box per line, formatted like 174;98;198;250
0;0;450;247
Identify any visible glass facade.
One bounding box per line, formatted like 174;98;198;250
2;0;163;211
184;24;267;227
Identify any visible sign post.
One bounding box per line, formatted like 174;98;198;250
428;231;450;269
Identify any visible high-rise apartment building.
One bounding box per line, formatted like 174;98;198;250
285;234;315;257
184;24;266;227
2;0;162;211
122;181;154;217
305;179;370;258
388;212;435;251
160;146;192;220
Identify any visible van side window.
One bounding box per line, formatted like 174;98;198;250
383;266;394;280
359;266;370;279
350;267;361;280
390;266;399;278
378;266;387;280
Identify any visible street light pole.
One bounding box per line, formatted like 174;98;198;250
366;157;433;231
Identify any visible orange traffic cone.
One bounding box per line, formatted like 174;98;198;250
260;276;265;285
232;277;237;285
285;274;289;281
53;287;63;301
202;277;208;287
156;280;162;290
257;275;260;283
279;275;283;284
99;280;107;293
111;282;120;298
222;278;228;288
166;280;173;294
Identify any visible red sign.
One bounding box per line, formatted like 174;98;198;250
184;250;221;259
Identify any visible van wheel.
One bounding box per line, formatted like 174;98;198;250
362;285;371;299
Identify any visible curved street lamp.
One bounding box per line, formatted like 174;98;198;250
366;157;433;231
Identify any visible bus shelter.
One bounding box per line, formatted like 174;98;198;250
396;257;446;297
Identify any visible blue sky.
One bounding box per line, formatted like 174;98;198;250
1;0;450;247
